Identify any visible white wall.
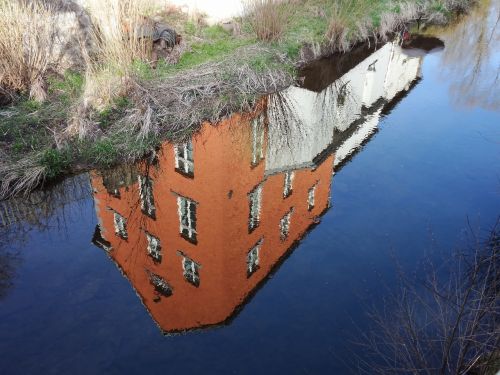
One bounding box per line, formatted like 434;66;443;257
266;42;423;173
168;0;245;24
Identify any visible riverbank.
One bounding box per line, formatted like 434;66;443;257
0;0;474;198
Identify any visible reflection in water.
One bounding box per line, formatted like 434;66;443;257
269;41;426;170
0;248;19;300
90;40;426;333
432;0;500;110
0;175;90;298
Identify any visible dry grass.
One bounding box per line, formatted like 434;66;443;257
323;0;472;52
66;0;156;137
244;0;290;41
325;0;377;52
325;1;351;52
0;0;59;102
112;46;294;143
377;0;467;39
0;154;47;199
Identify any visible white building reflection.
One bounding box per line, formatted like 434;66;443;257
267;41;424;172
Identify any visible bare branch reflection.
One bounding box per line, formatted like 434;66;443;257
433;0;500;110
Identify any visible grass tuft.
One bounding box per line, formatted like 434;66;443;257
0;0;59;102
244;0;291;41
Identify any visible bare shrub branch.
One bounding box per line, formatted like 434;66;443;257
356;220;500;374
0;0;60;101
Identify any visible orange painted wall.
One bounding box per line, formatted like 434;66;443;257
91;105;335;333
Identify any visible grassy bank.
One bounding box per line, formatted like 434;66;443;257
0;0;474;198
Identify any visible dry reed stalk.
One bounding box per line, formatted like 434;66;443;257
326;0;373;52
325;1;350;52
0;0;59;102
0;155;47;199
80;0;153;107
244;0;290;41
66;0;155;138
108;45;295;147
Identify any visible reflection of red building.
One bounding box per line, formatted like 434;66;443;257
91;101;334;333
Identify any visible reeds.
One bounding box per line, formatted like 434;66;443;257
0;0;59;102
325;0;378;52
81;0;153;106
244;0;290;41
67;0;155;138
325;1;350;52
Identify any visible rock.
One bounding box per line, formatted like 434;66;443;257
49;0;94;73
220;21;241;36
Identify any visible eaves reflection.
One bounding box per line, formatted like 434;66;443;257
90;40;427;334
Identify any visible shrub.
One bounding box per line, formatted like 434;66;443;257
0;0;59;102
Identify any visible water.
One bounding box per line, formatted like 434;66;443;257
1;3;499;374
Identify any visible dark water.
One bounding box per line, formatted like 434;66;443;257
1;3;499;374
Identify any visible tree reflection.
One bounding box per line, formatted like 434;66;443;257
0;173;91;299
0;228;21;299
433;0;500;110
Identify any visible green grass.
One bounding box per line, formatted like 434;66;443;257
40;148;71;178
133;24;256;80
0;72;84;157
48;71;84;104
0;0;471;195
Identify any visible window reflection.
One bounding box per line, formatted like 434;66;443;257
177;195;197;244
174;141;194;177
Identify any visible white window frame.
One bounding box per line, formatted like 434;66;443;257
247;239;262;276
283;171;294;198
182;256;200;286
146;232;161;261
308;183;317;210
113;211;127;239
248;184;263;231
138;175;155;217
177;195;197;242
174;141;194;175
251;115;265;166
279;209;293;241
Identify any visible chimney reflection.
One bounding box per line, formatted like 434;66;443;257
90;40;425;333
